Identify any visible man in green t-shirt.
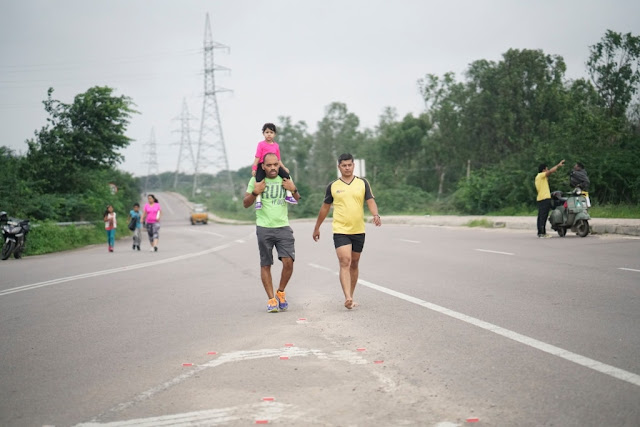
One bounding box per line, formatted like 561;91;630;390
244;153;301;313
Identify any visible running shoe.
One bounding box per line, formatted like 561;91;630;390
255;201;262;210
284;196;298;204
154;246;158;252
276;290;288;311
267;298;279;313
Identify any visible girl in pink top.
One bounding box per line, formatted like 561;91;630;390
103;204;117;252
251;123;297;209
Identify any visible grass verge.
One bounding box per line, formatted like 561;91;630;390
23;222;131;256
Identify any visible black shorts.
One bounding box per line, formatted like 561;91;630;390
256;226;295;266
333;233;365;253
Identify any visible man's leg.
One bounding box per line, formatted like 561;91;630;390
336;245;354;308
538;199;551;235
278;257;293;292
349;251;361;298
260;265;274;299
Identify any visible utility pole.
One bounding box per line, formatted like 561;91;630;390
192;12;235;198
173;98;197;189
143;127;161;193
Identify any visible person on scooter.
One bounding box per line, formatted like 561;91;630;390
535;159;565;238
570;162;591;207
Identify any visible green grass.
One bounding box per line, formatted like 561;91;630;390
465;219;495;228
588;203;640;219
24;222;132;256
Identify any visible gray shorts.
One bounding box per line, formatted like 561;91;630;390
256;226;295;266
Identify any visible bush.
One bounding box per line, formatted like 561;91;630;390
25;222;131;256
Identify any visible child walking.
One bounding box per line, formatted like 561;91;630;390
104;205;117;252
251;123;297;209
128;203;142;251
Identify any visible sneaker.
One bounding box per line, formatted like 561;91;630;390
255;201;262;210
137;245;141;251
538;234;551;238
267;298;279;313
154;246;158;252
108;246;113;252
276;290;288;311
150;247;155;252
132;244;136;250
284;196;298;205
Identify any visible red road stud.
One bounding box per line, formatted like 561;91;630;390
255;420;269;424
207;351;218;355
356;348;366;352
285;343;294;347
262;397;275;401
466;418;480;423
279;356;289;360
182;363;193;367
374;360;384;364
298;318;307;321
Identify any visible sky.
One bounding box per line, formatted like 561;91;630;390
1;0;639;176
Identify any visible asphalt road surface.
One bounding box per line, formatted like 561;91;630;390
1;192;639;427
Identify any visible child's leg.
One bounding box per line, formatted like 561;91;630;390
254;163;265;209
278;168;297;203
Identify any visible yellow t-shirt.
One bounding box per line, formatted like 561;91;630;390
324;177;374;234
535;172;550;201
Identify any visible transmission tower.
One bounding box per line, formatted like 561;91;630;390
192;12;235;198
173;98;197;188
144;127;161;193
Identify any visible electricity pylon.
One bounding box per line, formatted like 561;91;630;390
192;12;235;198
173;98;197;188
143;127;161;193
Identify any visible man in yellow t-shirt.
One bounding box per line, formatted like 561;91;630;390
313;153;381;310
535;159;565;237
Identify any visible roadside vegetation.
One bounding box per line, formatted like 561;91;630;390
1;30;638;256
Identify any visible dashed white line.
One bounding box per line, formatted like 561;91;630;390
398;239;420;244
0;243;234;297
619;267;640;273
475;249;514;256
309;263;640;388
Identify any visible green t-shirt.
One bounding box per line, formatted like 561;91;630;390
247;176;290;228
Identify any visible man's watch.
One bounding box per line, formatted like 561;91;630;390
251;191;259;197
292;188;298;194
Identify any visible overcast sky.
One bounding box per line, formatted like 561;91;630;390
1;0;639;176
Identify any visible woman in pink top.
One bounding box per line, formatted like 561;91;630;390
142;194;161;252
251;123;297;209
103;204;117;252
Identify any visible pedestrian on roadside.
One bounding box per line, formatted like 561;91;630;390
142;194;161;252
312;153;381;310
128;202;142;251
243;152;300;313
535;159;565;238
104;204;117;252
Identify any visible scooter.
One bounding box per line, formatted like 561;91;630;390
1;211;30;260
548;187;590;237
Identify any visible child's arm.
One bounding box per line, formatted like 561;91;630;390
251;157;260;176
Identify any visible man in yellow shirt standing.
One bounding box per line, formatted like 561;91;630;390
313;153;381;309
535;159;565;237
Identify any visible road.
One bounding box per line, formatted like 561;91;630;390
1;192;639;427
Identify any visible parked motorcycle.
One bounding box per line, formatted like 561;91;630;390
1;211;30;260
548;187;590;237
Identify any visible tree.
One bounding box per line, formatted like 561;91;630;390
26;86;137;194
587;30;640;118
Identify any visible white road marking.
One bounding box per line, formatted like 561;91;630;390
619;267;640;273
399;239;420;243
475;249;514;256
0;243;233;297
85;347;370;424
76;402;299;427
183;229;225;237
309;263;640;388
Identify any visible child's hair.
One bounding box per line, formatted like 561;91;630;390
133;203;140;208
262;123;277;133
104;205;113;217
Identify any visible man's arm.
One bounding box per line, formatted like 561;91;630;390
545;159;565;177
243;180;266;208
366;198;382;227
282;178;300;201
313;203;332;241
